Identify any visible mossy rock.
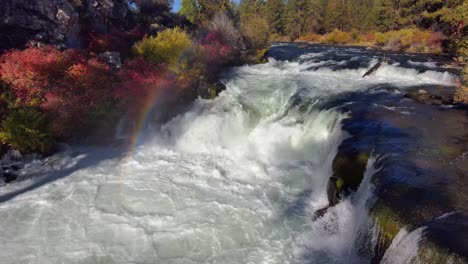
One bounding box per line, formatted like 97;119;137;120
418;241;467;264
371;204;406;261
331;150;370;193
198;82;226;99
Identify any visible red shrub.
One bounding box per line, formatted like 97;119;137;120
0;46;79;105
117;58;178;115
0;46;118;137
200;31;232;64
42;58;117;136
87;28;145;55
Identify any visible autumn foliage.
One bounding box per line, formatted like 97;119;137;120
0;46;117;138
117;58;178;114
0;20;246;153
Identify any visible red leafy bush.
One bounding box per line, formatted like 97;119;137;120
0;46;118;137
42;58;117;137
87;28;145;56
200;31;233;63
0;46;79;105
117;58;178;116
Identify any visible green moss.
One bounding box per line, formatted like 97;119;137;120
372;205;404;245
418;241;467;264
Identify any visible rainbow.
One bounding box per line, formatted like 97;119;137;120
123;69;180;156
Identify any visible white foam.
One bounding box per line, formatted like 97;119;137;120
380;227;426;264
408;60;438;69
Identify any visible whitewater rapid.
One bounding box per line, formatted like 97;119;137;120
0;46;456;263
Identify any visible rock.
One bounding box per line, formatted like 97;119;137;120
98;51;121;70
0;0;82;49
404;89;452;105
331;150;369;194
82;0;130;33
0;0;131;50
198;82;226;99
327;176;340;206
2;172;17;184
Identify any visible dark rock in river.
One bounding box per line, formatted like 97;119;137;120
2;172;18;184
404;89;452;105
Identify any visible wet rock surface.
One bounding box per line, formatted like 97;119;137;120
324;83;468;262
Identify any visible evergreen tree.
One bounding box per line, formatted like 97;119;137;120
364;0;396;31
285;0;310;39
265;0;286;35
239;0;269;49
324;0;349;32
198;0;230;23
179;0;198;23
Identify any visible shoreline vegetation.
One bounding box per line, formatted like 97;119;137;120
0;0;467;158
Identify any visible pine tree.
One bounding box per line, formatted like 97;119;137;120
324;0;349;32
179;0;198;23
198;0;230;23
239;0;269;49
285;0;310;39
364;0;396;31
265;0;286;35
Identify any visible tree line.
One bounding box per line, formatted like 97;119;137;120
179;0;466;40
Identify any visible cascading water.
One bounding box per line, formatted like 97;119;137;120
0;44;457;263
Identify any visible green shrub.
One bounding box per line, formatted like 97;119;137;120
242;16;270;51
455;66;468;104
372;28;442;53
133;27;192;65
374;32;388;46
320;29;353;44
0;108;54;154
298;33;322;43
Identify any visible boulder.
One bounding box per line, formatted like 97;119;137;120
80;0;130;33
0;0;131;50
0;0;81;49
404;89;452;105
2;172;17;184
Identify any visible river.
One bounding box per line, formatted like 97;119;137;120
0;43;466;264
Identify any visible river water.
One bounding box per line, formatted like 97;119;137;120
0;44;463;263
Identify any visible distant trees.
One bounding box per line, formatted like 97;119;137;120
265;0;286;35
179;0;198;23
203;0;465;40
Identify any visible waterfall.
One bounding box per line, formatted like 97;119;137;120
0;44;457;264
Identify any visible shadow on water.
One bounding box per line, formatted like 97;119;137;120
0;145;125;203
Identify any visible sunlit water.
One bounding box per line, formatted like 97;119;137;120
0;44;456;263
